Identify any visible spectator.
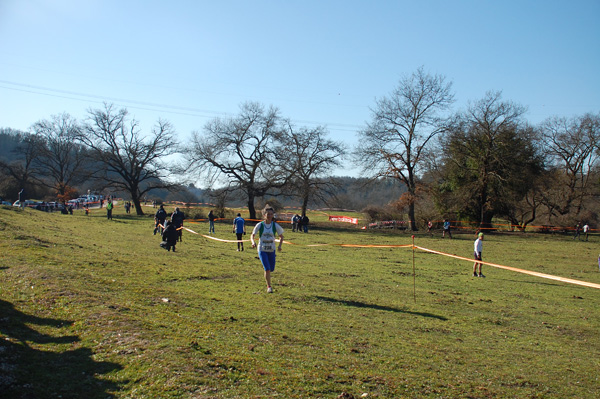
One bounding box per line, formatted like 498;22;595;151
154;205;167;235
171;207;185;242
442;219;452;239
106;199;113;220
160;221;179;252
208;210;216;233
583;223;590;241
292;214;300;232
301;214;309;233
473;232;484;277
573;222;581;240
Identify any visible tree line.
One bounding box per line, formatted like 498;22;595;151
1;67;599;229
356;68;599;230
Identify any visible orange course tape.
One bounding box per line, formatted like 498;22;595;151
413;245;600;290
190;231;600;290
306;243;413;248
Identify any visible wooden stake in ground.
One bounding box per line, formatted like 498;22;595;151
412;235;416;303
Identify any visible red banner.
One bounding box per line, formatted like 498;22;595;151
329;215;358;224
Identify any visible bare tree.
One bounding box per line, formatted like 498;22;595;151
80;103;179;215
0;131;41;201
31;113;90;201
503;171;549;231
280;122;346;217
187;102;288;219
355;67;454;230
539;112;600;217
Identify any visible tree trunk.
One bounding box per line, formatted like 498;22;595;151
407;173;418;231
247;192;256;220
408;201;417;231
301;194;309;218
130;189;144;216
132;197;144;216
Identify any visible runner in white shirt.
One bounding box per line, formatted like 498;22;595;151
473;232;484;278
251;204;284;293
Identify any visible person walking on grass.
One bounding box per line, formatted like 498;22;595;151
208;210;216;233
443;219;452;238
160;221;179;252
171;207;185;242
154;204;167;235
473;232;485;277
573;222;581;240
583;223;590;241
233;213;246;251
106;198;113;220
251;204;284;293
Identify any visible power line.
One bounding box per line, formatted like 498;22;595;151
0;80;363;132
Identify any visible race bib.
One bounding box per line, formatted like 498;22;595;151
260;233;276;252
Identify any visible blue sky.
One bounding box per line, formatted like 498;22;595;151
1;0;599;176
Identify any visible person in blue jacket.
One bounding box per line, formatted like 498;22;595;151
232;213;246;251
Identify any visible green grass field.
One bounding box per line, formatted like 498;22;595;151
1;205;599;398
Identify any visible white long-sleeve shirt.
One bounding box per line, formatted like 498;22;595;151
474;238;483;256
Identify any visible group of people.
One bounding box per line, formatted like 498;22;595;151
573;222;590;241
442;220;452;238
155;205;186;252
291;214;309;233
472;222;594;279
156;208;600;292
153;209;491;291
425;220;453;238
428;220;484;278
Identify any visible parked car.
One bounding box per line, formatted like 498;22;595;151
12;200;42;208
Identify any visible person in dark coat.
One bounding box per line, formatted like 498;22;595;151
302;215;309;233
208;210;216;233
161;221;179;252
296;215;303;233
171;207;185;242
154;205;167;235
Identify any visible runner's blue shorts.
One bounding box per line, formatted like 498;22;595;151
259;251;276;272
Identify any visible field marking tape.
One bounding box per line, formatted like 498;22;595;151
201;234;249;243
182;227;198;235
413;245;600;290
199;233;295;246
307;243;413;248
186;229;600;290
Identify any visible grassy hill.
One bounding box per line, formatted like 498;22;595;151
1;205;599;398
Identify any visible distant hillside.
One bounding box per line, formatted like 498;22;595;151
1;129;405;210
159;177;407;211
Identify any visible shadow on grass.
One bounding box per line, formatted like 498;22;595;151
0;299;124;398
314;296;448;320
